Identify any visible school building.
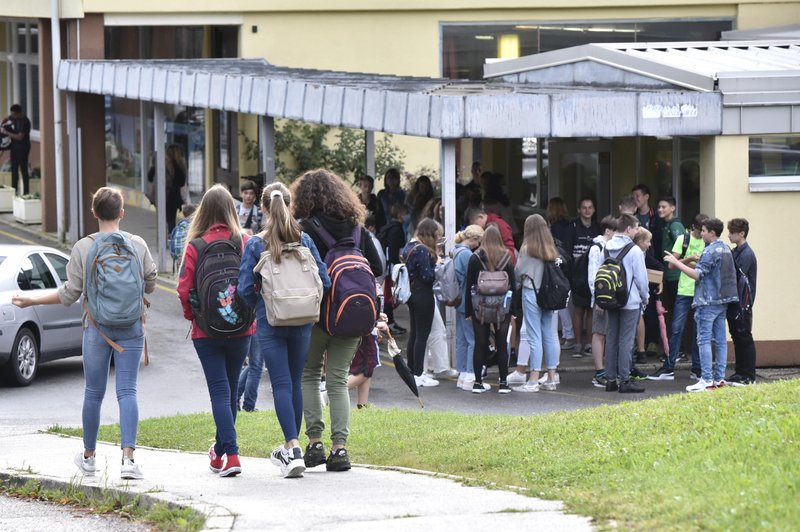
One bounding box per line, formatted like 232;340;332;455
1;1;799;365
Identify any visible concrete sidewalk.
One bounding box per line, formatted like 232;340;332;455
0;432;593;531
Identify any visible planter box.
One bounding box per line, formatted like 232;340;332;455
0;187;14;213
13;197;41;224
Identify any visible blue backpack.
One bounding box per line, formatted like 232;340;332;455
85;231;146;328
169;219;191;261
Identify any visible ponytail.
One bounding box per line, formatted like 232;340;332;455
260;183;302;263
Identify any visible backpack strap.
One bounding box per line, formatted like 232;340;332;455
311;217;338;250
680;230;691;258
617;242;636;261
497;252;511;272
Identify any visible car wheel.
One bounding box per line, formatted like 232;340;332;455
4;328;38;386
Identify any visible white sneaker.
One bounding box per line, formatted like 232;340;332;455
433;368;459;379
120;458;143;480
507;371;527;385
74;451;96;475
271;446;305;479
540;380;557;391
686;379;714;393
538;372;560;385
513;381;540;393
459;372;476;390
415;374;439;387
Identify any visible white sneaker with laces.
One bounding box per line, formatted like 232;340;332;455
74;451;96;475
513;381;540;393
507;371;527;385
686;378;714;393
121;458;143;480
540;380;557;391
434;368;459;379
415;374;440;387
537;372;560;385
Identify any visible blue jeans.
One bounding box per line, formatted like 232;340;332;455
695;304;728;382
237;335;262;411
455;310;474;374
666;295;700;372
194;335;251;456
257;319;312;442
522;288;560;372
82;321;144;451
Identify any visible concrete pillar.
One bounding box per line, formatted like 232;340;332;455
441;139;457;362
66;92;79;243
154;104;168;274
259;115;275;184
365;130;375;177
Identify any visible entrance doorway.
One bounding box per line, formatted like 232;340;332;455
548;140;612;217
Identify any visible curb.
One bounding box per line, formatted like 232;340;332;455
0;469;233;532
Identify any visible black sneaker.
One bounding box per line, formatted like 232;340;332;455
629;367;648;381
605;380;619;392
326;448;351;472
304;441;326;468
388;322;406;335
497;383;511;394
634;351;647;364
647;367;675;381
271;446;306;478
592;372;607;388
727;373;754;387
619;380;645;393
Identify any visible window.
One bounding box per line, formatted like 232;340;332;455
17;254;57;291
1;21;40;133
45;253;68;283
749;136;800;192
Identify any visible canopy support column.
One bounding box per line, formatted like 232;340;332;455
259;115;275;184
441;138;457;365
154;104;168;274
365;130;375;177
66;92;79;243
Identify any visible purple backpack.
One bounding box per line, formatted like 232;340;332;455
312;219;378;337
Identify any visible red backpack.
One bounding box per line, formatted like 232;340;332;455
312;219;378;337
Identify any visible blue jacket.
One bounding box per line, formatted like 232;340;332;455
693;239;738;308
238;232;330;321
401;240;436;288
452;243;473;314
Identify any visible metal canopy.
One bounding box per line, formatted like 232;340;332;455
484;40;800;134
56;58;722;138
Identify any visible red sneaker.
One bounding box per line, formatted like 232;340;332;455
220;453;241;477
209;446;224;473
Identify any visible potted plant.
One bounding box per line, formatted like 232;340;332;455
0;185;15;213
13;192;41;224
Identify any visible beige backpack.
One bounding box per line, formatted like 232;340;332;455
255;240;323;327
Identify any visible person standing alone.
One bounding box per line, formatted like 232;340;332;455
2;104;31;196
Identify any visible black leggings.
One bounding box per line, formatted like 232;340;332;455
406;286;434;376
473;317;510;384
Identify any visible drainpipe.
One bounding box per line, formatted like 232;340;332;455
51;0;66;242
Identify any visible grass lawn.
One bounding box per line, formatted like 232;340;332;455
53;379;800;530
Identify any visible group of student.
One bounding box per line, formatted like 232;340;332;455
13;168;389;482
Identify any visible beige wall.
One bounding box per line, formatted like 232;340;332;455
702;135;797;350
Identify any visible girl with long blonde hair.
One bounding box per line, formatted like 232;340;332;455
513;214;561;392
238;182;330;478
463;224;517;394
453;224;483;390
177;184;255;478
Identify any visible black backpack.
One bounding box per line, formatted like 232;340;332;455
570;242;601;300
594;243;635;310
189;236;254;338
534;257;571;311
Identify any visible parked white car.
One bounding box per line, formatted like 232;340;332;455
0;245;83;386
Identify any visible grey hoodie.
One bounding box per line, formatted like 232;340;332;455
603;234;649;310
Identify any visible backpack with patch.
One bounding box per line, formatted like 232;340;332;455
471;253;512;324
313;220;378;337
594;242;635;310
570;242;601;301
190;236;254;338
534;257;571;311
169;218;191;261
255;236;323;327
434;247;468;307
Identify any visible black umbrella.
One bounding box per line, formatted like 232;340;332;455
386;331;424;409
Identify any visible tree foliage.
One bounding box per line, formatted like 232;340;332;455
268;121;406;183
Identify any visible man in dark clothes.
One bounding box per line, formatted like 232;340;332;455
565;197;601;357
631;184;663;257
726;218;758;386
3;104;32;196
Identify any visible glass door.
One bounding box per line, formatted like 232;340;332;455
548;140;612;218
